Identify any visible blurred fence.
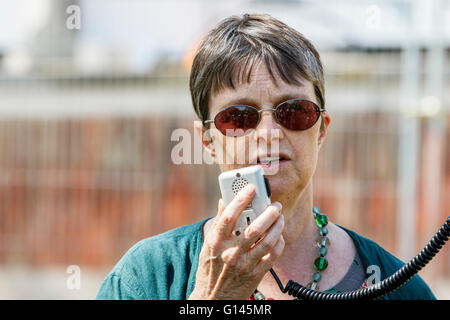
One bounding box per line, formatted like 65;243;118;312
0;111;448;281
0;115;219;267
1;0;450;300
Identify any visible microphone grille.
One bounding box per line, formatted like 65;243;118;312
231;177;248;195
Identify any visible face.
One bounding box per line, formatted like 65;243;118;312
198;60;330;216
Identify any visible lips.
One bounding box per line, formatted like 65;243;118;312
255;153;290;165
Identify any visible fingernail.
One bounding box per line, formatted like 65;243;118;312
273;202;282;210
243;184;255;194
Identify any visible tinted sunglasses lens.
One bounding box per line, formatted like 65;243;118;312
276;100;320;130
214;106;259;137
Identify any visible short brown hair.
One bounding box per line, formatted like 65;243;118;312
189;13;325;126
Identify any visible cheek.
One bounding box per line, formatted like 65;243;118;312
289;132;320;178
214;134;253;167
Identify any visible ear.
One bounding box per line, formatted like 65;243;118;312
318;111;331;149
194;121;216;160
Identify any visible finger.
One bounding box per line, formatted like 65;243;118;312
247;212;284;263
214;184;255;239
242;202;282;249
209;199;225;237
208;199;226;241
217;198;225;218
257;234;285;272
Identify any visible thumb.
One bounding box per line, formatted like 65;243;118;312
217;198;225;217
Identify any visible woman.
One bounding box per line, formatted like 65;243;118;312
96;13;435;300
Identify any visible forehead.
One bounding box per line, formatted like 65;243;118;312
208;60;316;112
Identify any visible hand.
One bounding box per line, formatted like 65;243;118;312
189;184;285;300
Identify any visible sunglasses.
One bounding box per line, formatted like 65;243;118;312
204;99;326;137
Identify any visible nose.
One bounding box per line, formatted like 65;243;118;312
253;109;284;145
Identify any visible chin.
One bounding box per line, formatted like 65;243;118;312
266;169;310;202
265;172;294;197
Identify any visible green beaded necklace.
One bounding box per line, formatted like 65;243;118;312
252;206;330;300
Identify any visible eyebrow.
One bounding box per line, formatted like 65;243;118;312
218;93;310;111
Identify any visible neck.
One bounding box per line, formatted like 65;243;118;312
269;180;318;279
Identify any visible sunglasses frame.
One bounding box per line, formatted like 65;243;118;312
203;98;326;137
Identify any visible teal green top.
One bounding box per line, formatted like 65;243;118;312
96;217;436;300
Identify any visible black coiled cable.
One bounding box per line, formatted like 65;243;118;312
270;215;450;300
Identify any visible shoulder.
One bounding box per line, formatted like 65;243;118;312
338;225;437;300
96;217;211;300
128;217;208;258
